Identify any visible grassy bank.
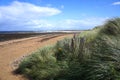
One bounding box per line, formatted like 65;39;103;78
16;18;120;80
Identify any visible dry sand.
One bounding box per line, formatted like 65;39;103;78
0;34;73;80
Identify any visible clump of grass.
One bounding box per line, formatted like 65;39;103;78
101;17;120;35
16;17;120;80
16;46;60;80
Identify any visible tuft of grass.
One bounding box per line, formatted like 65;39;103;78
100;17;120;35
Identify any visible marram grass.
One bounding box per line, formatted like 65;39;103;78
16;18;120;80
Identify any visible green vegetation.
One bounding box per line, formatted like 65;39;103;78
16;18;120;80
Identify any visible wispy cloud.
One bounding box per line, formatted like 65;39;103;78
60;5;64;9
55;17;108;30
112;1;120;5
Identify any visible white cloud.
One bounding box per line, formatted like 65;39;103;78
55;17;108;30
0;1;108;31
0;1;61;30
28;20;55;29
112;1;120;5
0;1;61;19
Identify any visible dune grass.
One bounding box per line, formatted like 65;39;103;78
16;17;120;80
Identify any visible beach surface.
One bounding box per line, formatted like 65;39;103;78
0;33;73;80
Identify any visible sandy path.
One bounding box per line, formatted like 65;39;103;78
0;34;73;80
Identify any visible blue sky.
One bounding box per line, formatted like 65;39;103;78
0;0;120;31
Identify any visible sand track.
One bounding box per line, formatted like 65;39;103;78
0;34;73;80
